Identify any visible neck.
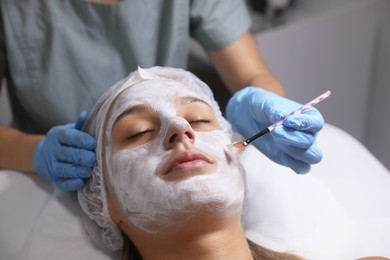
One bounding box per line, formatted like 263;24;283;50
122;215;253;260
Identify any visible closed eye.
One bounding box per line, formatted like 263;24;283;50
128;129;156;140
188;119;216;131
189;119;211;125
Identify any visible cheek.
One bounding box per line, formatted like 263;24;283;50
110;148;153;185
195;131;243;183
107;138;167;201
195;130;231;160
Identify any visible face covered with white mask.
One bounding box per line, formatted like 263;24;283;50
78;67;245;250
106;79;245;233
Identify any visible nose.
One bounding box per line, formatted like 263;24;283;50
163;119;195;149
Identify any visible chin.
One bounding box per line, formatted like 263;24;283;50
196;195;244;219
178;180;245;218
127;182;245;234
138;197;244;235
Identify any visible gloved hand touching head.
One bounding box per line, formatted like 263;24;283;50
226;87;324;174
33;111;96;191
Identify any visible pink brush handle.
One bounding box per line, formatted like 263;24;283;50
268;90;332;131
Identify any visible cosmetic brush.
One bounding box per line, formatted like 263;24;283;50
228;90;332;157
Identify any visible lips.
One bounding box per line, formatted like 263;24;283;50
162;150;213;176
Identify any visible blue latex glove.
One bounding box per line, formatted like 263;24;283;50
33;112;96;191
226;87;324;174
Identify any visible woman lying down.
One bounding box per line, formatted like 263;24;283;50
77;66;304;259
77;66;387;260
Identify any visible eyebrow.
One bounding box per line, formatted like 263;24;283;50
113;104;153;126
113;96;211;126
176;96;210;107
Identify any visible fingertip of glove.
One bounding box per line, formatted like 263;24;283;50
57;178;85;191
292;163;311;175
281;154;311;174
76;164;95;178
296;165;311;174
75;111;90;130
305;143;323;164
79;111;89;118
285;114;325;132
82;135;97;150
284;116;309;129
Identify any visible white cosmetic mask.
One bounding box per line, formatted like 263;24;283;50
105;80;245;233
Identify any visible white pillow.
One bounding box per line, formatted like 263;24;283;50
241;144;354;260
241;124;390;259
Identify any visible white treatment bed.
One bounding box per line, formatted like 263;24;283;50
1;123;389;260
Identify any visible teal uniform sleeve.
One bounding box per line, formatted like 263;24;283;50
190;0;252;51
